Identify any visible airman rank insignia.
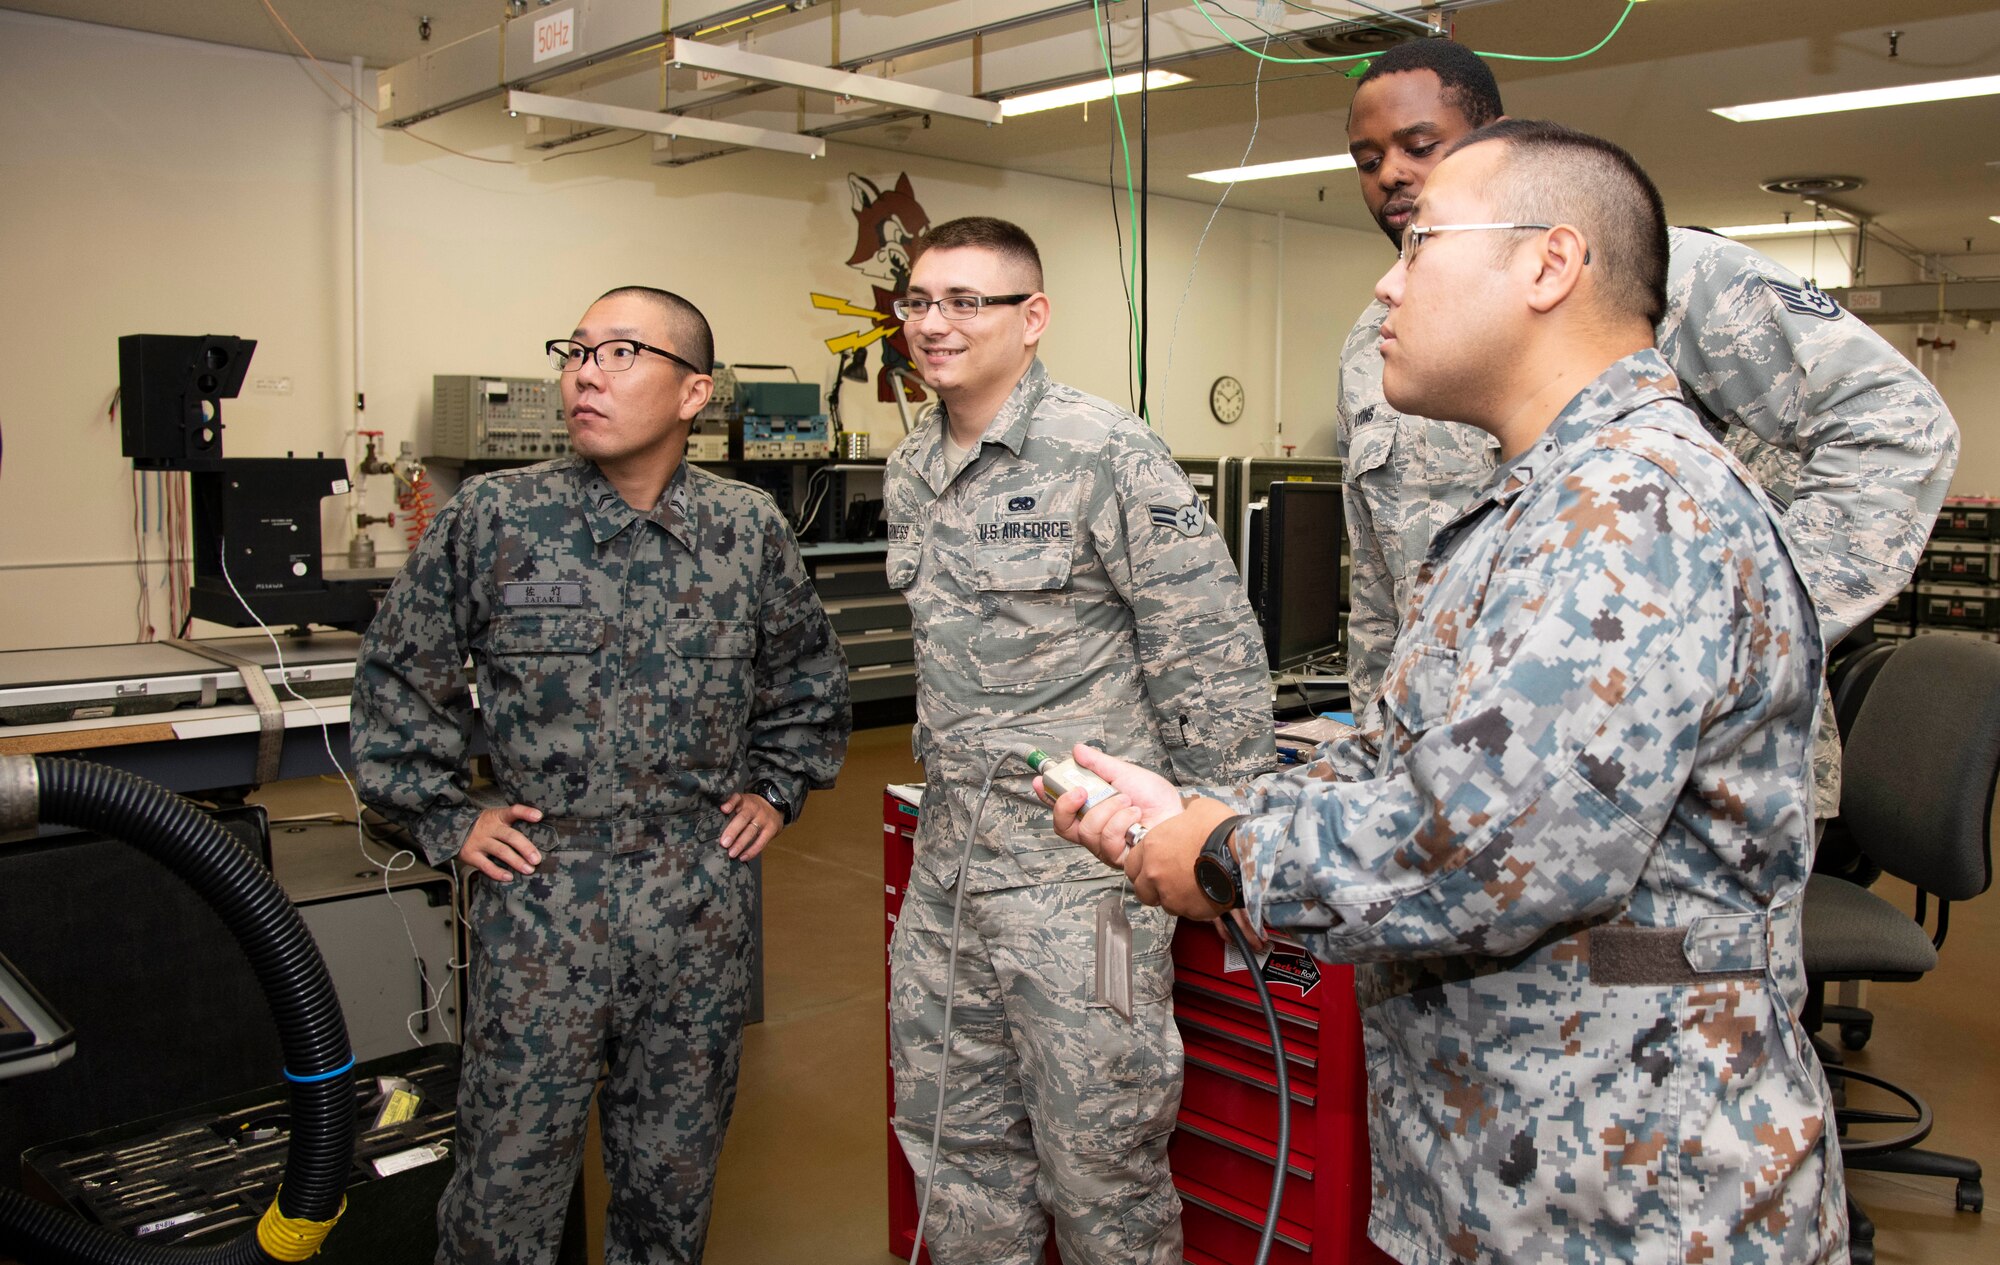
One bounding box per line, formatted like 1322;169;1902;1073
1763;276;1842;321
1149;499;1207;538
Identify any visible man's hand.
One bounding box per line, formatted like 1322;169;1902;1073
1043;745;1246;921
1040;744;1184;866
719;791;783;860
1109;796;1243;919
460;804;544;882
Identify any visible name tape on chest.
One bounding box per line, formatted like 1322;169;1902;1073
976;519;1074;544
501;582;585;607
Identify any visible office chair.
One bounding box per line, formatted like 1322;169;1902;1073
1810;636;1902;1054
1800;634;2000;1263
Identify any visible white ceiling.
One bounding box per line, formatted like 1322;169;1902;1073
9;0;2000;262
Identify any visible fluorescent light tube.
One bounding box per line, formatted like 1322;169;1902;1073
1713;74;2000;122
1713;221;1859;239
1000;70;1191;117
1190;153;1358;184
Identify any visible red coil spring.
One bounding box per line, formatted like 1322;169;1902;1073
399;475;437;548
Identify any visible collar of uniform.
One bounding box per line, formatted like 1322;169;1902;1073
580;460;697;552
912;358;1051;495
1457;347;1686;517
652;461;698;553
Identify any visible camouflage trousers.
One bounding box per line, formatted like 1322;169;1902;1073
889;872;1184;1265
439;823;756;1265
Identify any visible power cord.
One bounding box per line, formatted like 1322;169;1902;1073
216;537;464;1045
1226;914;1290;1265
907;753;1002;1264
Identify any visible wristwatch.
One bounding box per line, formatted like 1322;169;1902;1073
749;780;794;825
1193;814;1250;910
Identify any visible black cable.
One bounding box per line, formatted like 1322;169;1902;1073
1225;915;1290;1265
1109;116;1136;411
1138;0;1151;421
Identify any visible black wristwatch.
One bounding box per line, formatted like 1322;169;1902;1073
1193;814;1250;911
749;780;794;825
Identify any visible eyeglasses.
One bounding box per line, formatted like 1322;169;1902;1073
1399;222;1557;264
890;294;1033;321
545;338;707;375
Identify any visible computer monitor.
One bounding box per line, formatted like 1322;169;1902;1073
1252;480;1345;671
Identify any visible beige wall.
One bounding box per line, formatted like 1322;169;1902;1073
7;11;1985;656
0;10;1384;652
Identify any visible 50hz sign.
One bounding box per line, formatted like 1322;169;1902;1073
532;8;575;64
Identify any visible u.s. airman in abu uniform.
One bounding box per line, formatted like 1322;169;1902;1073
351;287;849;1265
1056;123;1850;1263
1336;40;1957;819
883;217;1273;1265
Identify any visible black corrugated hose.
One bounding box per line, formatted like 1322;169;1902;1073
0;757;354;1265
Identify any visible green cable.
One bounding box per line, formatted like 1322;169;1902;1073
1480;0;1635;62
1093;0;1147;417
1187;0;1636;67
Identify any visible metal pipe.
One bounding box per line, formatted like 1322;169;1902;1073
1273;211;1285;444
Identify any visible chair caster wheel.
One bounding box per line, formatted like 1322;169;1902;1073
1840;1021;1873;1051
1849;1240;1874;1265
1955;1179;1982;1213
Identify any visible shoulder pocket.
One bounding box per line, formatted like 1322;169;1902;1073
1347;420;1396;479
1381;643;1461;741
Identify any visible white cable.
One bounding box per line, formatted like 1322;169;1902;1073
1165;31;1270;395
908;753;1003;1265
215;538;463;1044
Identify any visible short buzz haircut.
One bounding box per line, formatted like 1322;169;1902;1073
596;285;714;374
907;217;1045;292
1449;119;1669;328
1353;37;1503;128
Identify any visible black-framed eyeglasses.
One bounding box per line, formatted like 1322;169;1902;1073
545;338;707;375
891;294;1033;322
1399;222;1557;264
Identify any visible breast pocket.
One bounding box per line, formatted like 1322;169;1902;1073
480;612;607;769
886;541;919;591
661;617;758;769
972;542;1081;687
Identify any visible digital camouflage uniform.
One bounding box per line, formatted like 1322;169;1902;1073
1209;351;1846;1263
884;358;1274;1265
351;457;850;1265
1337;226;1959;817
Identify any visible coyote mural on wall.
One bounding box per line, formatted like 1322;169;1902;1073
811;173;932;404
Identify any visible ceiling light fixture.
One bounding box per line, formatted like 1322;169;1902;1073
1000;70;1191;118
507;90;824;158
1713;73;2000;122
1190;153;1357;183
1713;220;1860;239
667;38;1002;125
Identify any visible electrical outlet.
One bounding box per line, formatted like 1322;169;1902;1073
251;375;293;396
